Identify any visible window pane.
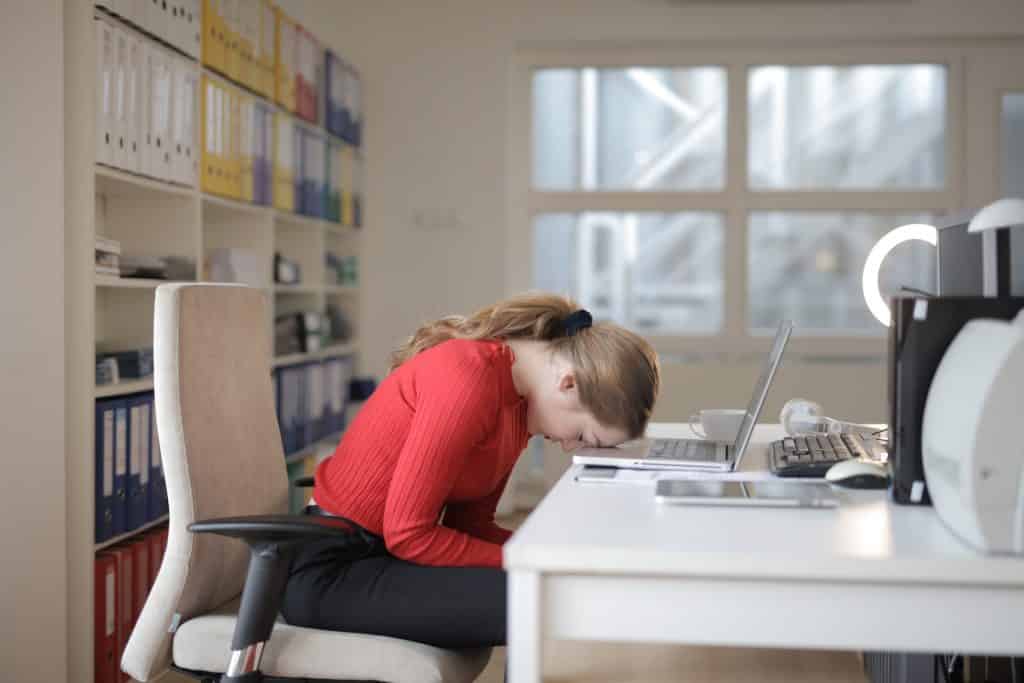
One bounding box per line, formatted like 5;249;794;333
748;212;936;333
534;212;724;333
533;68;726;191
748;65;946;189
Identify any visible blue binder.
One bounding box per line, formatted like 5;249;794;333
305;361;325;446
125;395;149;531
145;392;167;520
113;400;129;536
95;400;118;543
325;51;341;138
272;369;282;444
323;356;352;435
281;364;304;455
295;363;309;451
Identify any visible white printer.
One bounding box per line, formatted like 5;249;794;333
922;311;1024;554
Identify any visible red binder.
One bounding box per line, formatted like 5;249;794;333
131;539;151;629
94;554;120;683
107;546;133;683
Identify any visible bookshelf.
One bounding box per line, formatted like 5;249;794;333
65;2;364;681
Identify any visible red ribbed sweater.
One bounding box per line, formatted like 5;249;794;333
313;339;530;568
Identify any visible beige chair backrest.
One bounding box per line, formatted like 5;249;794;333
123;283;289;681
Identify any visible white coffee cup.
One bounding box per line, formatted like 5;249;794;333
688;409;747;443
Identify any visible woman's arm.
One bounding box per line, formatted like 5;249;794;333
443;471;514;545
382;352;505;568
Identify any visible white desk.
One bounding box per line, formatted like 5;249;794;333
503;424;1024;683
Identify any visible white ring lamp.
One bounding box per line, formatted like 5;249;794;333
862;223;938;327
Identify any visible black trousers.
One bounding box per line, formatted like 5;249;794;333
281;510;507;650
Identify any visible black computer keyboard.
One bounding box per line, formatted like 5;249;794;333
769;432;873;477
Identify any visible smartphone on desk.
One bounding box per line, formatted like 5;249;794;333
655;479;839;508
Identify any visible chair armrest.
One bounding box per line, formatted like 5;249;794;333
188;513;357;543
188;514;364;660
292;476;314;488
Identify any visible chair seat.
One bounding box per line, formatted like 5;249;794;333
173;611;492;683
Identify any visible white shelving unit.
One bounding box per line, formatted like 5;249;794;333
65;5;364;681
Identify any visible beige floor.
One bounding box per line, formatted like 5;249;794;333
478;641;866;683
483;512;867;683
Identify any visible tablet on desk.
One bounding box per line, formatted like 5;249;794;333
655;479;839;508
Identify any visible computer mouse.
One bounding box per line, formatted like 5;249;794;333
825;459;890;490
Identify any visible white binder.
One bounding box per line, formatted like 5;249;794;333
95;19;116;166
172;56;188;184
169;0;187;54
138;40;151;177
181;63;199;186
151;45;173;181
184;0;201;59
147;0;170;45
137;0;157;39
112;26;130;169
126;32;144;173
113;0;139;26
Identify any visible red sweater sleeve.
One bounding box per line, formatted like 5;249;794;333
444;471;514;545
382;352;505;568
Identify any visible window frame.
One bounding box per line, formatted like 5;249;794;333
507;41;981;358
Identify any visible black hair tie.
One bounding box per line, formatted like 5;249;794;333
561;309;593;337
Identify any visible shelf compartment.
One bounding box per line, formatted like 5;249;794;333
95;275;194;289
95;377;155;398
272;342;359;368
96;164;196;201
202;193;272;217
95;515;169;551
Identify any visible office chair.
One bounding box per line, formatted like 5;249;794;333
121;283;492;683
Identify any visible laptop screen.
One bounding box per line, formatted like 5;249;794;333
729;320;793;466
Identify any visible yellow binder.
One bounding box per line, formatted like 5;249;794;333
259;0;276;99
274;7;297;112
221;0;239;83
200;75;218;195
272;111;294;212
239;94;254;203
227;84;242;199
201;0;225;74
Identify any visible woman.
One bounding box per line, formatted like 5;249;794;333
282;292;660;649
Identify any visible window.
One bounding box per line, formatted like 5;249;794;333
748;211;936;332
533;68;727;191
534;212;724;333
748;65;945;190
526;56;951;341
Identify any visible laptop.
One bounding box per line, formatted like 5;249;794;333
573;320;793;472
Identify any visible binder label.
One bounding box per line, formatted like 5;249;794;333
106;569;116;636
152;412;161;470
116;408;128;477
104;410;114;496
131;405;142;478
140;404;151;485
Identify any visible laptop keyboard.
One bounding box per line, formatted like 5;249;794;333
648;438;721;462
769;432;872;477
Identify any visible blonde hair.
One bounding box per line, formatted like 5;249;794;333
391;292;660;439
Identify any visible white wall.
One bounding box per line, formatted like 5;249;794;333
0;1;67;680
279;0;1024;430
